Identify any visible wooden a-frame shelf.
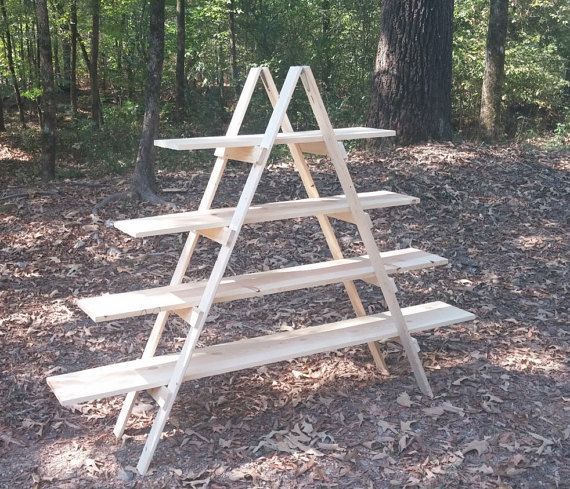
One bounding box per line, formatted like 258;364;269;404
46;66;474;475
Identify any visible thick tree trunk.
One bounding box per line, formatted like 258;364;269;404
175;0;186;120
90;0;102;127
35;0;57;180
368;0;454;144
0;0;26;127
70;0;78;114
132;0;165;201
480;0;508;140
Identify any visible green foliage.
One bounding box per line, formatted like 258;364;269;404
21;87;42;101
0;0;567;179
453;0;569;133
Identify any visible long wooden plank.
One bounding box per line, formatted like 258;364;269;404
77;248;447;322
154;127;395;151
47;301;475;406
114;190;419;238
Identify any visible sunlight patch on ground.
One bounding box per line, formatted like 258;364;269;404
513;235;550;250
490;348;564;373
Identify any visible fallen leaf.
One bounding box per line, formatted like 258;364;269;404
462;439;489;456
397;392;413;408
423;405;444;417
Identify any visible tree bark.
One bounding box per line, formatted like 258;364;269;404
480;0;508;140
368;0;454;145
53;29;61;82
132;0;165;202
0;89;6;131
70;0;78;114
228;0;239;91
321;0;332;93
35;0;57;180
0;0;26;127
90;0;102;127
175;0;186;120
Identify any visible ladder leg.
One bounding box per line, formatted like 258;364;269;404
300;67;432;396
136;67;304;474
260;68;389;374
113;67;265;438
114;232;200;438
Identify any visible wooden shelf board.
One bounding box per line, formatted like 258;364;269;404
154;127;395;151
47;301;475;406
78;248;447;322
114;190;419;238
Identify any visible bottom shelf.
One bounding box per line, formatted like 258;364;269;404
47;301;475;406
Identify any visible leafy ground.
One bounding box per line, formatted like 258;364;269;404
0;141;568;488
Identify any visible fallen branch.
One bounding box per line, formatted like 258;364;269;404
0;189;59;201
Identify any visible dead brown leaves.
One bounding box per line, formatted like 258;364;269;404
1;143;568;487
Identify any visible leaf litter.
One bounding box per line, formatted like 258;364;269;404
0;142;568;487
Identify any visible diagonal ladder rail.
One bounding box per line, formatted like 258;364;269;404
258;68;389;373
135;66;304;474
113;67;264;439
299;66;432;397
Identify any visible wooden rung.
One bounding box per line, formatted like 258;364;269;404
114;190;419;238
47;301;475;406
213;145;261;163
77;248;448;322
154;127;395;151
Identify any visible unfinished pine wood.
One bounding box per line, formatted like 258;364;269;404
258;67;389;374
154;127;395;151
114;190;419;238
136;66;307;475
46;66;475;475
112;67;266;439
47;301;475;406
78;248;447;322
216;145;261;163
301;66;434;397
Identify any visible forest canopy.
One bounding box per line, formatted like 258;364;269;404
0;0;568;177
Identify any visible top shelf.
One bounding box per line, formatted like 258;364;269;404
154;127;395;151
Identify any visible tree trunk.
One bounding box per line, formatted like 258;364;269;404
60;29;71;92
367;0;454;145
53;30;61;82
228;0;239;91
175;0;186;120
132;0;165;201
35;0;57;180
0;89;6;131
70;0;78;114
78;32;91;70
0;0;26;127
321;0;332;93
90;0;102;127
480;0;508;140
